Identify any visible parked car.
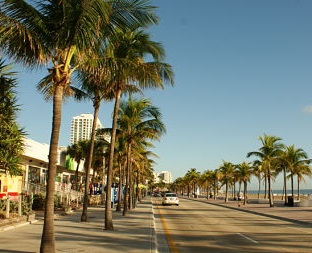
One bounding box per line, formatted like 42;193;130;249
153;192;162;197
162;192;179;206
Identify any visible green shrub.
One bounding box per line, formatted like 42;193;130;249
9;200;18;214
32;194;45;210
54;194;61;209
0;199;18;213
0;199;5;211
32;193;62;210
22;199;33;215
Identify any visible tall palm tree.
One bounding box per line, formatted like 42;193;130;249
247;134;284;207
184;168;200;197
1;1;159;251
117;97;166;216
0;59;25;175
211;169;221;200
112;131;127;212
281;145;309;198
199;171;211;199
277;147;291;205
72;71;114;222
172;177;186;196
99;28;174;229
251;160;263;199
132;147;156;204
294;164;311;201
218;161;235;203
236;162;252;205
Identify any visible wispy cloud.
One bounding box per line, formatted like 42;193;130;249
302;105;312;113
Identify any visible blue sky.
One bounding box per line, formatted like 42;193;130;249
13;0;312;189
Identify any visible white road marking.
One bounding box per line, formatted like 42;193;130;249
237;233;259;244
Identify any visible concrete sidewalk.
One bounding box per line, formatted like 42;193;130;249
0;197;156;253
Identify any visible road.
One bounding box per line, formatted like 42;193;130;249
153;197;312;253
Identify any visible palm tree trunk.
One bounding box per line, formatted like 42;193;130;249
291;174;294;197
134;172;139;207
81;102;100;222
116;162;123;211
225;182;228;203
297;176;300;201
129;158;133;210
123;142;132;216
213;180;217;200
101;148;107;205
40;85;63;253
243;181;247;205
264;174;267;199
257;175;261;199
75;161;80;191
268;169;274;207
283;168;288;205
105;90;122;229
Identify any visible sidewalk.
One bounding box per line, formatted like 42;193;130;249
0;197;156;253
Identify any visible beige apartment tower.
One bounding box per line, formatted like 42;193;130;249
70;113;103;145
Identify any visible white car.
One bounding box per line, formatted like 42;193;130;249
162;192;179;206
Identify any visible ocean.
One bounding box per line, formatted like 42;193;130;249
247;189;312;195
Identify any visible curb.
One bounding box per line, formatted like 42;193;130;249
0;219;39;232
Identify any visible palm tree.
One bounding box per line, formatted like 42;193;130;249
282;145;309;197
236;162;253;205
277;147;291;205
184;168;200;197
0;59;25;175
211;169;221;200
252;160;263;199
172;177;186;196
199;171;210;199
66;140;89;191
132;147;156;204
218;161;235;203
294;164;311;201
117;97;166;216
247;134;284;207
1;1;159;250
98;28;174;229
72;70;114;222
112;132;127;212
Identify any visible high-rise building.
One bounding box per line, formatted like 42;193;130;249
158;171;172;184
70;113;103;145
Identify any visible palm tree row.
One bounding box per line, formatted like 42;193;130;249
67;96;164;214
172;134;311;207
0;1;174;252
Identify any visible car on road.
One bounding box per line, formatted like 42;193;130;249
153;192;162;197
162;192;179;206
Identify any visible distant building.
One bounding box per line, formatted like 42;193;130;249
158;171;172;184
70;113;103;145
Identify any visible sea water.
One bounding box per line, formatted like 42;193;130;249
248;189;312;196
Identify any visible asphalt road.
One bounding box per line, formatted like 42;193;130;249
153;197;312;253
